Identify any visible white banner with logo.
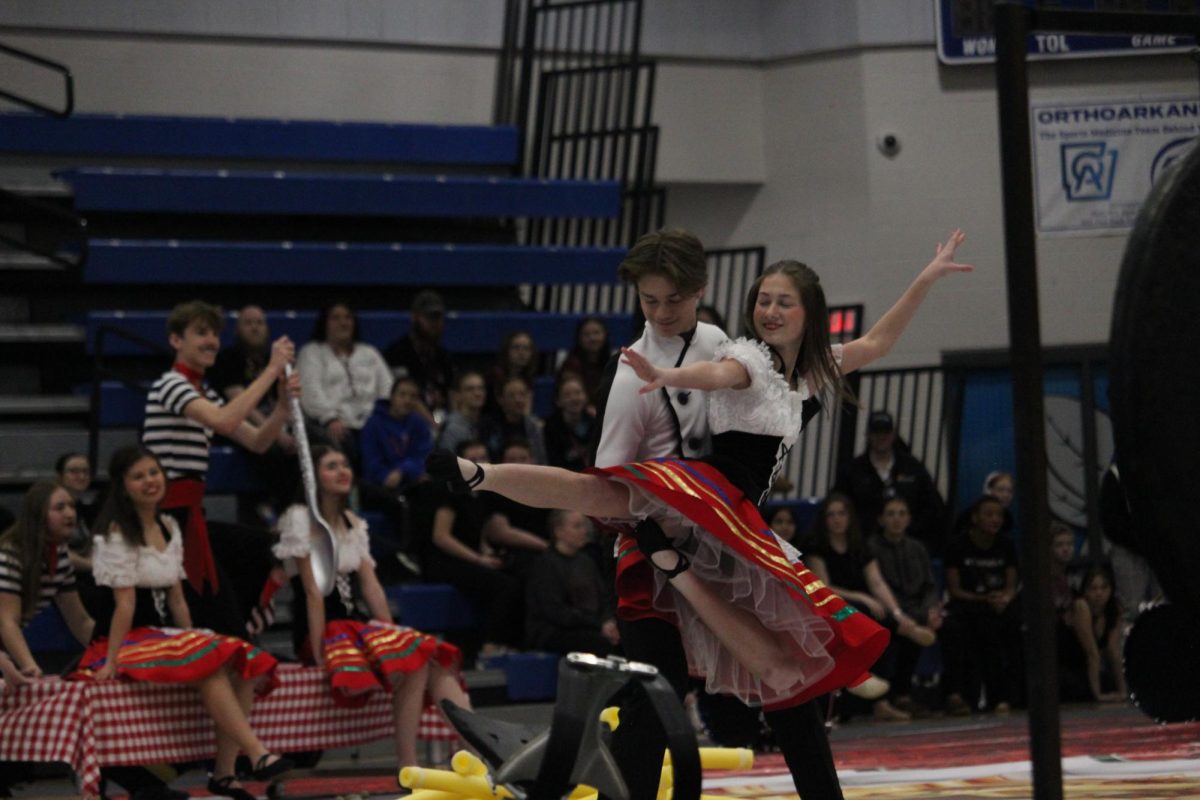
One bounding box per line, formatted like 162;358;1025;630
1031;96;1199;236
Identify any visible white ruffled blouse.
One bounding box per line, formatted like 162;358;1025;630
273;504;375;576
92;517;187;589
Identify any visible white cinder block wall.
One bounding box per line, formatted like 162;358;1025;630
2;0;1194;365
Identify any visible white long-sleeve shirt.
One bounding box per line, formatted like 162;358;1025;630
594;321;728;468
297;341;393;429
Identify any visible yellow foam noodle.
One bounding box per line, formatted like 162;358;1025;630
451;750;489;777
407;791;463;800
599;706;620;730
663;746;754;770
656;764;673;800
566;789;598;800
399;766;496;798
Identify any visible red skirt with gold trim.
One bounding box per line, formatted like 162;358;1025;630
320;619;462;708
592;457;889;708
70;627;279;695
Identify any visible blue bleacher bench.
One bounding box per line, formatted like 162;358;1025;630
477;652;560;702
385;583;481;632
85;310;633;357
84;239;627;286
0;111;518;165
59;168;623;219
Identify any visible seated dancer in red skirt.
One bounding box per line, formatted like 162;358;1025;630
429;231;972;709
274;445;471;767
69;446;293;800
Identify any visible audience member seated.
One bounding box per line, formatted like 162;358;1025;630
766;506;798;545
480;376;547;465
1049;520;1081;617
358;376;433;569
556;316;611;408
438;371;487;456
481;440;551;576
868;494;944;718
524;510;619;657
424;440;525;655
486;331;538;412
0;481;190;800
71;446;293;800
952;470;1015;537
298;301;393;464
360;376;433;494
806;492;936;722
1057;564;1128;704
384;290;456;427
1098;461;1160;625
207;304;299;523
941;494;1022;715
275;445;472;767
834;410;946;555
53;452;106;618
696;304;728;335
543;373;596;471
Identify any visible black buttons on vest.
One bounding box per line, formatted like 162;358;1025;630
677;391;690;405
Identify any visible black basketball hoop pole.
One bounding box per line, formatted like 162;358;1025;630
993;4;1200;799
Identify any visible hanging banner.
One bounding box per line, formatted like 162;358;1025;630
1031;96;1200;236
936;0;1200;65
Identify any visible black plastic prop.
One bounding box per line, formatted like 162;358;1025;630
441;653;702;800
1110;127;1200;723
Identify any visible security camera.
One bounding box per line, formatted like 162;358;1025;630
877;132;901;157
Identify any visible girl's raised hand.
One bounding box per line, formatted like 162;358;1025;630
621;347;666;394
924;229;973;280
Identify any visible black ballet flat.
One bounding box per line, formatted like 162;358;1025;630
208;775;256;800
250;753;295;782
426;449;484;493
634;518;690;579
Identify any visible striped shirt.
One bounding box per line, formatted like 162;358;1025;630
142;370;224;481
0;546;76;625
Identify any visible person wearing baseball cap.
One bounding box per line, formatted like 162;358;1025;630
834;409;948;555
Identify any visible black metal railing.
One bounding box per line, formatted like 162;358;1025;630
0;40;74;118
87;324;172;468
0;187;87;268
509;0;643;170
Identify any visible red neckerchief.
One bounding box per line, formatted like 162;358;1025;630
44;542;59;576
173;361;205;389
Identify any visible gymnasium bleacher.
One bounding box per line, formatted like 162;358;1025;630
1;105;645;702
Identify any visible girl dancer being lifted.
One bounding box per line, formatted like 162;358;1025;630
428;231;971;707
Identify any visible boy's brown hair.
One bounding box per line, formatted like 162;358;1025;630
617;228;707;296
166;300;224;338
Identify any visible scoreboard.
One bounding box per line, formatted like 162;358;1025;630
936;0;1200;64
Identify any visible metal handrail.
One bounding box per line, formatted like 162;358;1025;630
87;324;173;468
0;40;74;118
0;186;87;268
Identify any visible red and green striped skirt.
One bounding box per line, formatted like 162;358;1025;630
71;627;279;695
593;457;889;708
319;619;462;707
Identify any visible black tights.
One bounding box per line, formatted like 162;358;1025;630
608;616;843;800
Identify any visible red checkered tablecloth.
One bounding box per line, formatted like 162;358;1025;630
0;664;458;798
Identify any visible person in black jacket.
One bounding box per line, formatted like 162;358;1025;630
834;410;947;555
525;510;619;656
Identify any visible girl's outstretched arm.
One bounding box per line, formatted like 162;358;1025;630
622;347;750;394
842;229;973;375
